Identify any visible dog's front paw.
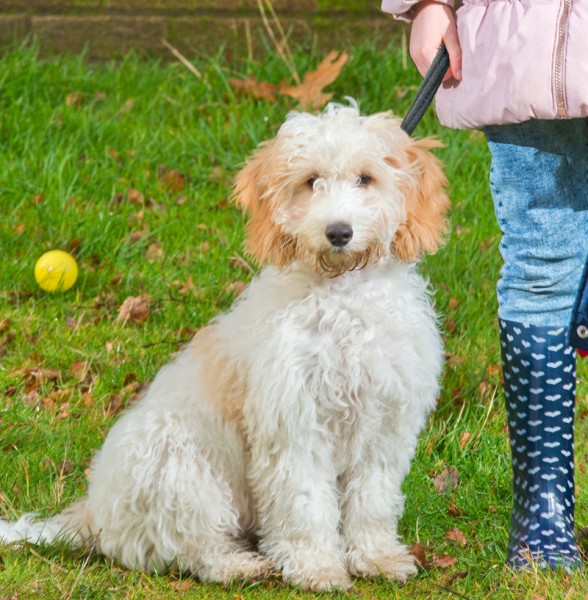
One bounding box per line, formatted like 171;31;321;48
287;566;353;592
278;548;353;591
196;551;275;585
347;544;417;582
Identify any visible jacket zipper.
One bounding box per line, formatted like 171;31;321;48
554;0;572;117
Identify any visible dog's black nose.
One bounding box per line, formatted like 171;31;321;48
325;222;353;247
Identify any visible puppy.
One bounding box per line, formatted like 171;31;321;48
0;103;448;591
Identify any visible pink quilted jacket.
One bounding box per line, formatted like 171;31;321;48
381;0;588;129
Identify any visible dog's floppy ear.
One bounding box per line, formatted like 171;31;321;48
390;137;450;261
233;140;297;267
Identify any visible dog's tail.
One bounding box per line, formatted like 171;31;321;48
0;500;94;548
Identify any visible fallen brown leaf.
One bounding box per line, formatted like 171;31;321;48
0;318;10;334
41;389;71;415
169;580;193;591
129;210;145;224
228;50;348;111
127;188;144;206
82;392;94;408
279;50;349;110
459;431;471;449
104;381;143;417
119;98;134;114
0;331;15;357
433;467;460;494
479;380;492;396
485;363;502;378
229;253;256;275
447;570;469;583
20;368;61;392
228;76;277;101
117;294;152;325
171;276;195;296
146;242;164;262
447;501;464;517
433;554;457;568
160;169;186;194
66;92;86;107
22;390;39;406
70;360;92;384
445;352;463;368
225;281;247;297
448;297;459;310
444;527;467;547
410;542;432;569
105;394;124;416
107;148;121;163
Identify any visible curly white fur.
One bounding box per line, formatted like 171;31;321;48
0;103;449;591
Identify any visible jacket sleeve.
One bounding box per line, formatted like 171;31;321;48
381;0;455;23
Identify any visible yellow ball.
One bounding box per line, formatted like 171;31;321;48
34;250;78;292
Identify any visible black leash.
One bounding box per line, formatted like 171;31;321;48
400;43;450;136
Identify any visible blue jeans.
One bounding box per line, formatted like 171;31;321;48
484;119;588;326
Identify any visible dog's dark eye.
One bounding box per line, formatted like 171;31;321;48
358;174;372;186
306;176;318;189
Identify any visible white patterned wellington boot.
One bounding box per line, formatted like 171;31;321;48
500;320;582;569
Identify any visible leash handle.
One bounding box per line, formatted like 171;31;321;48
400;43;450;136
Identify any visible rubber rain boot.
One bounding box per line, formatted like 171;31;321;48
500;319;582;569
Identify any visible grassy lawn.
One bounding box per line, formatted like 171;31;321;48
1;40;587;599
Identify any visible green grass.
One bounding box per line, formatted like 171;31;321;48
1;42;588;599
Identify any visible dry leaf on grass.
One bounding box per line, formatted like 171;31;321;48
444;527;468;547
0;317;10;334
479;380;493;396
229;77;278;101
280;50;349;110
229;50;349;110
448;501;464;517
160;169;186;194
433;554;457;568
410;542;432;569
229;253;256;275
448;297;459;311
105;381;142;417
0;327;15;357
65;92;86;107
70;360;93;384
459;431;471;449
117;294;152;325
485;363;502;378
19;368;61;392
171;276;195;296
433;467;460;494
225;281;247;297
146;242;164;262
127;188;144;206
169;580;193;591
119;98;134;114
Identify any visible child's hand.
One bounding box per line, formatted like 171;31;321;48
410;1;462;81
